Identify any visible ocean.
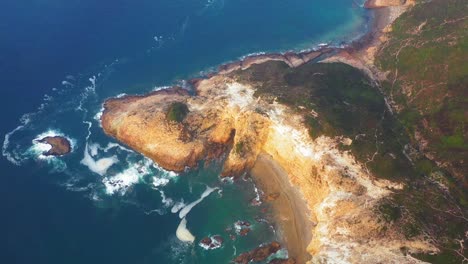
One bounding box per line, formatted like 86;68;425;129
0;0;369;263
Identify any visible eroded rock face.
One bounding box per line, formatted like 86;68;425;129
234;241;282;264
39;136;71;156
269;258;296;264
102;78;270;175
364;0;406;8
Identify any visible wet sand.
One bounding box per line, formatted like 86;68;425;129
250;153;314;264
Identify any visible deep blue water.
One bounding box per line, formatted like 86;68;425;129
1;0;369;263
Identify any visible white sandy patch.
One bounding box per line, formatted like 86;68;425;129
225;83;255;110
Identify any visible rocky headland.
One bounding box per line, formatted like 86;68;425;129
101;0;467;262
102;62;435;262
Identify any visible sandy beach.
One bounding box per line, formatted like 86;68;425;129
250;153;314;264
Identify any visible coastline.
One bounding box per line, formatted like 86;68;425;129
100;2;415;263
250;153;313;264
200;0;413;84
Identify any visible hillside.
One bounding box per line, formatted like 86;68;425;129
374;0;468;262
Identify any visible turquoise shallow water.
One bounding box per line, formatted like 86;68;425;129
1;0;369;263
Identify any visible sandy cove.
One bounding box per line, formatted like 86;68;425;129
100;1;434;263
251;154;313;264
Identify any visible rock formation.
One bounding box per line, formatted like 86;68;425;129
39;136;72;156
234;241;282;264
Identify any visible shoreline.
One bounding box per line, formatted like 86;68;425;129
250;154;313;264
195;1;396;80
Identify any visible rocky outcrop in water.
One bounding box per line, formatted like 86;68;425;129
39;136;71;156
234;241;282;264
217;49;331;75
199;235;223;250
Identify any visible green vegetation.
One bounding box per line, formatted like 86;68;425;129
375;2;468;260
376;0;468;187
228;3;468;259
232;58;467;262
234;141;245;155
235;61;414;182
166;102;189;123
378;203;401;223
402;223;421;239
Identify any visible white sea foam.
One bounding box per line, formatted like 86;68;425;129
3;126;26;165
171;201;186;213
240;51;267;60
252;184;263;206
176;218;195;243
88;143;100;157
152;162;178;178
179;186;217;219
158;190;174;208
76;76;97;112
198;235;223;250
266;248;289;262
81;143;118;176
152;85;171;92
2;114;35;165
102;164;142;195
94;105;105;125
102;142;132;153
81;119;119;176
61;80;73;87
152;176;170;187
